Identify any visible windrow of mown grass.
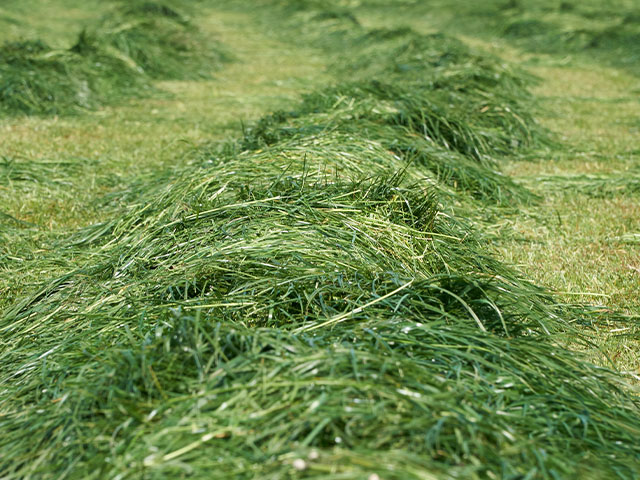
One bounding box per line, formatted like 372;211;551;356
0;0;232;309
0;0;228;115
345;0;640;76
1;3;640;480
236;35;548;204
223;1;555;207
490;0;640;73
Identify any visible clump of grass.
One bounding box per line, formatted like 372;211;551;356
0;1;228;115
2;2;640;479
335;0;640;75
500;13;640;66
269;0;362;44
234;24;548;204
0;30;154;115
0;36;139;115
0;39;103;114
465;0;640;73
2;145;640;478
76;1;229;80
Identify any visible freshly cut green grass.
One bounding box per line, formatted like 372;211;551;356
348;0;640;76
3;141;640;479
75;1;229;80
233;24;551;204
0;5;330;316
0;1;227;115
1;1;640;479
0;39;142;115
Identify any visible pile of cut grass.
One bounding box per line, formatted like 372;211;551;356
0;39;135;115
75;0;229;80
349;0;640;75
0;1;227;115
500;9;640;64
3;138;640;479
2;2;640;479
234;24;549;204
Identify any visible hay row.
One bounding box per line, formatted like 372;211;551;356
1;2;639;479
341;0;640;75
0;1;228;115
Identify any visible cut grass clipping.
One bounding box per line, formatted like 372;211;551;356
236;25;550;205
356;0;640;76
0;1;227;115
74;0;226;80
498;0;640;71
0;38;137;115
2;3;640;480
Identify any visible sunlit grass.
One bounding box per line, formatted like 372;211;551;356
1;1;639;479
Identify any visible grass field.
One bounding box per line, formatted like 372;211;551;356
1;1;639;479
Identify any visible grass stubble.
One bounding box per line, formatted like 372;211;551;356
1;1;639;479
